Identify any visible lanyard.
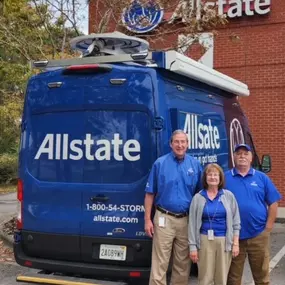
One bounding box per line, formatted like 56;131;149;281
206;196;221;230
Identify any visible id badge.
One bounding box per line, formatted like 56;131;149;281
158;217;166;228
208;229;214;240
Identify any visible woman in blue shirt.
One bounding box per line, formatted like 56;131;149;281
188;163;241;285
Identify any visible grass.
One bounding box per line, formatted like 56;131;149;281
0;184;17;195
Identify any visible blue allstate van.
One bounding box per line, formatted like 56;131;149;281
14;32;270;281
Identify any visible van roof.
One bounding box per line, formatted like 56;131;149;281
154;50;249;97
32;50;249;97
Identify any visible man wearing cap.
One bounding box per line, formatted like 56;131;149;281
144;129;202;285
225;144;282;285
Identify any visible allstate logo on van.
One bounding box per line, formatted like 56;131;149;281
34;133;141;161
183;113;220;150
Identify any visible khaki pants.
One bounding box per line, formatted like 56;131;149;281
149;210;190;285
227;230;270;285
198;234;232;285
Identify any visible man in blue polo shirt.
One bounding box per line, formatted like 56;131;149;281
225;144;282;285
144;130;202;285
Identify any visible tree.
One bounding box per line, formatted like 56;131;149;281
88;0;228;52
0;0;86;61
0;0;87;183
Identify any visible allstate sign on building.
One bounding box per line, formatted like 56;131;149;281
122;0;164;33
203;0;271;18
122;0;271;34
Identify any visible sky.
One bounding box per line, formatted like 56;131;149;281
78;0;89;34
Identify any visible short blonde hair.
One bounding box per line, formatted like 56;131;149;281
202;163;225;190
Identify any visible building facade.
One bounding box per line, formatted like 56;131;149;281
89;0;285;214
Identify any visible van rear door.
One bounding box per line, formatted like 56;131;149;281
78;66;156;267
20;73;87;260
21;65;156;266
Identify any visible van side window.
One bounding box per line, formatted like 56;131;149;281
245;132;260;170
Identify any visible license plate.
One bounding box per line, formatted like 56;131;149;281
99;244;127;261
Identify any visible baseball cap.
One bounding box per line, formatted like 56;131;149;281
234;143;251;152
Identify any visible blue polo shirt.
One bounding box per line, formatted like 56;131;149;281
200;189;227;236
225;168;281;239
145;152;202;213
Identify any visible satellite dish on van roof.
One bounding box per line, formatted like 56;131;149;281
70;31;150;57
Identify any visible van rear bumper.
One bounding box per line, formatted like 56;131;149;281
14;242;150;280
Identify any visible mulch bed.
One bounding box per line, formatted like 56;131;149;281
0;240;14;262
3;217;17;235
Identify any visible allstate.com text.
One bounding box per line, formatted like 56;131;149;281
93;215;138;223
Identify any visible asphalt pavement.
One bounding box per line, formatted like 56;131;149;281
0;192;17;215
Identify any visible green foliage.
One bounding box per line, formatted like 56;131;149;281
0;0;81;61
0;93;22;154
0;62;31;93
0;0;85;183
0;153;18;184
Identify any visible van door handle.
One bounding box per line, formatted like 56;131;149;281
90;195;109;202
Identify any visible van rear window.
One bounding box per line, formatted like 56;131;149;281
28;110;152;184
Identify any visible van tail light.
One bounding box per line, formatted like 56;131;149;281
24;260;33;267
129;272;141;277
17;179;23;230
62;64;112;75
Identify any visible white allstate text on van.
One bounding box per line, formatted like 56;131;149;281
34;113;221;161
183;113;220;150
35;133;140;161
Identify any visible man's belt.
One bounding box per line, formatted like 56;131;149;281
156;206;188;218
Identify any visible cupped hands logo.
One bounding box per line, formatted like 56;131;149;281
230;118;245;167
122;0;164;33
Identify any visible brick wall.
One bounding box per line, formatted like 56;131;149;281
214;1;285;206
88;0;285;206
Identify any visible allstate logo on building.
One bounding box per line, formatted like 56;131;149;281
122;0;164;34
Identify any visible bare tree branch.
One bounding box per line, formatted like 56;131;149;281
45;0;81;35
88;0;227;52
32;0;57;58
